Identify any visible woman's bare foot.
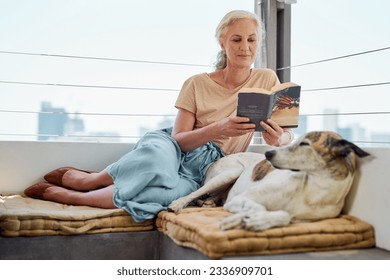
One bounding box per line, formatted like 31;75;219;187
43;184;116;208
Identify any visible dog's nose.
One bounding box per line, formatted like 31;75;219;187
265;150;275;160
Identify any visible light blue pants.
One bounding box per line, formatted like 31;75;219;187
107;128;224;223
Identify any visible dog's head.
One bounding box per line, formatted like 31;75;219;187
265;131;370;179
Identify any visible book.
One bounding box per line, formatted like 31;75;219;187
237;82;301;131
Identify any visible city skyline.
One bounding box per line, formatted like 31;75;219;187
37;100;390;146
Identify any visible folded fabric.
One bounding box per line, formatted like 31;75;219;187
0;195;154;237
156;207;375;259
109;128;223;223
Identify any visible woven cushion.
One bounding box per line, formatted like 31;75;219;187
156;207;375;259
0;195;154;237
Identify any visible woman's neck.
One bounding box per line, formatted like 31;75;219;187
219;67;252;89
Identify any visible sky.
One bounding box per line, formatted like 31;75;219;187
0;0;389;143
290;0;390;139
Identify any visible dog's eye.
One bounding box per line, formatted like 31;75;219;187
299;142;310;146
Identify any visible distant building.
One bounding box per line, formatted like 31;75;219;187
337;127;352;141
293;114;308;138
64;114;85;135
38;102;68;140
38;102;87;141
337;123;366;143
323;108;338;132
138;116;175;137
371;132;390;147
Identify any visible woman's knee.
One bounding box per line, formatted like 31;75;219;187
75;185;116;209
88;171;114;188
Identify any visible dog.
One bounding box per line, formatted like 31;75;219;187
168;131;370;231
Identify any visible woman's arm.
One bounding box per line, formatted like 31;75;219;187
172;108;255;152
171;109;213;152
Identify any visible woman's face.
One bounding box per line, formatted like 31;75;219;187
221;18;259;69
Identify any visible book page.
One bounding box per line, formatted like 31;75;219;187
239;87;272;95
240;82;298;95
270;84;301;127
270;82;298;92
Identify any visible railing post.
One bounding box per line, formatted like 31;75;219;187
254;0;291;82
254;0;292;144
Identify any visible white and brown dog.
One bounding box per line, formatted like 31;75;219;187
168;131;370;231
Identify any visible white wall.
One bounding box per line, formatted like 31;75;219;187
343;148;390;252
0;141;135;194
0;141;389;251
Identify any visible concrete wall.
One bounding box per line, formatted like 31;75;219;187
0;141;389;251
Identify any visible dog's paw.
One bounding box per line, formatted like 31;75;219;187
168;198;190;213
243;211;290;231
219;213;245;230
200;198;217;208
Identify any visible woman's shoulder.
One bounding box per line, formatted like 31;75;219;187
180;72;213;91
251;68;279;84
184;72;209;83
245;68;280;89
251;68;278;78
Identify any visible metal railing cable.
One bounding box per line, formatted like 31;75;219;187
1;109;389;118
2;46;388;70
0;132;141;139
277;46;390;70
302;82;390;92
0;109;176;117
1;80;389;93
0;80;180;92
0;50;212;68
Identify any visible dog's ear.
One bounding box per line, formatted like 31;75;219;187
335;139;370;158
252;159;274;181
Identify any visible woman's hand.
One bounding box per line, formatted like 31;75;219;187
172;110;255;152
213;116;255;141
260;119;293;146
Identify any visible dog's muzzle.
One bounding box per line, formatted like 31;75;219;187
265;150;300;172
265;150;275;161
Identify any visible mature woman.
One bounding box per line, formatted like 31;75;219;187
24;10;293;223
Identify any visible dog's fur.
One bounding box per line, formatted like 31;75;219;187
168;131;370;231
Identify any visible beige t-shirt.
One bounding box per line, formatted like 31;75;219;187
175;68;280;155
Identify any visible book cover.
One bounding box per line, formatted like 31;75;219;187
237;82;301;131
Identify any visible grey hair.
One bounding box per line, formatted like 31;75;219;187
214;10;262;70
